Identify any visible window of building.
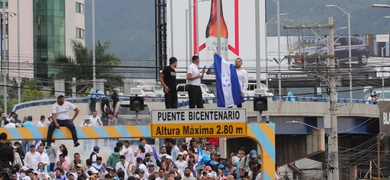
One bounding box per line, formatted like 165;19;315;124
0;0;8;9
76;28;84;39
76;2;84;14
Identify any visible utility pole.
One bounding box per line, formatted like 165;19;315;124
2;0;7;113
327;17;339;180
284;18;338;179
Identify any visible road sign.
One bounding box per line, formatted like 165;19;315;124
151;109;247;138
376;67;390;77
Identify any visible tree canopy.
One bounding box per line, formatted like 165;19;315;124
49;40;123;87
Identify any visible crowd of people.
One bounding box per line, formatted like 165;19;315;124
0;132;278;180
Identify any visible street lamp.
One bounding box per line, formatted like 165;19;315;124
265;13;287;89
372;4;390;8
286;120;320;130
92;0;96;92
334;26;347;34
276;0;282;97
326;4;352;102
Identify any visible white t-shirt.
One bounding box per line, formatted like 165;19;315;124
52;101;77;120
135;144;153;154
174;160;188;175
90;116;102;126
236;69;248;93
187;63;201;86
38;152;50;165
4;122;16;128
37;121;45;127
121;146;133;162
24;151;40;170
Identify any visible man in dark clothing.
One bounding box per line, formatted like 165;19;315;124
160;57;178;109
0;133;14;170
100;108;110;146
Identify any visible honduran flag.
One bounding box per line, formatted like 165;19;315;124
214;54;245;107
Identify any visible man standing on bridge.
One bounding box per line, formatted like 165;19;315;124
235;58;248;108
46;93;80;147
160;57;178;109
187;55;205;108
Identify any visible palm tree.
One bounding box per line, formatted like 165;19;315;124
49;40;122;89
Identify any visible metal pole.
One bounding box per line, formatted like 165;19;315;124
347;12;352;102
382;47;385;101
92;0;96;91
188;0;192;56
328;17;339;180
17;0;21;103
186;10;189;70
378;138;381;180
265;22;269;88
196;0;199;55
170;0;174;57
255;0;261;122
277;0;281;96
217;0;221;55
2;0;7;113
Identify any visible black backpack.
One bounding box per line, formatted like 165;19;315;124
90;151;97;161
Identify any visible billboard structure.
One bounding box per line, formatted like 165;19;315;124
167;0;295;81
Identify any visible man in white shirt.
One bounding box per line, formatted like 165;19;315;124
187;55;205;108
37;145;49;169
90;111;102;127
24;145;40;170
235;58;248;108
115;155;129;177
46;93;80;147
89;111;102;146
136;157;148;173
169;139;180;161
37;115;45;127
135;138;153;155
120;140;133;163
4;118;16;128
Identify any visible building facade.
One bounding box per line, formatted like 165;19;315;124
6;0;85;80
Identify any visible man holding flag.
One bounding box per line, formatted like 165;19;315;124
214;53;245;108
235;58;248;107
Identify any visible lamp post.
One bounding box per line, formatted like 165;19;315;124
381;45;388;101
92;0;96;92
265;13;287;89
2;0;6;113
276;0;282;97
286;120;320;130
17;0;20;104
372;4;390;8
334;26;347;34
326;4;352;102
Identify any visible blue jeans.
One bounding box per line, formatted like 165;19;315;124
47;120;78;146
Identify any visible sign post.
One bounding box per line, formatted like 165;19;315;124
151;108;247;138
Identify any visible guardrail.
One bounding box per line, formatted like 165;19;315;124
11;96;377;112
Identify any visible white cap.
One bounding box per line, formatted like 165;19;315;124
56;93;65;98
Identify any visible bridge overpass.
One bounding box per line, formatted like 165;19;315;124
7;97;383;179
